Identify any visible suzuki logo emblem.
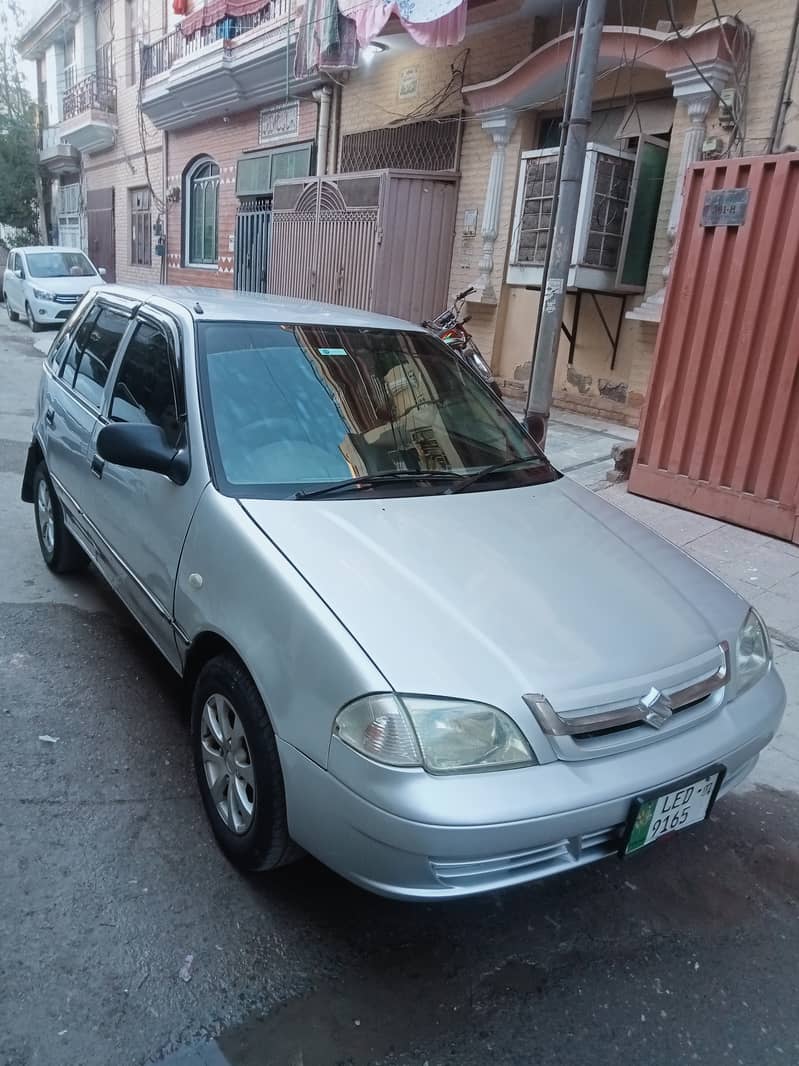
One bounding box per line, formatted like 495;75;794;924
639;686;673;729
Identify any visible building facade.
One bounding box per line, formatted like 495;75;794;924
17;0;799;429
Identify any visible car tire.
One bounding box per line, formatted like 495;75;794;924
33;462;89;574
25;303;43;333
6;298;19;322
191;654;302;873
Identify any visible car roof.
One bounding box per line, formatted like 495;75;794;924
12;246;92;255
99;284;427;332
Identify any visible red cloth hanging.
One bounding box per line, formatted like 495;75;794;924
173;0;187;14
179;0;271;36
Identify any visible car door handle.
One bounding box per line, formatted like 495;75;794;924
91;455;104;479
45;407;55;426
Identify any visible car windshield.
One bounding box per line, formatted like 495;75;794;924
197;321;555;499
26;251;96;278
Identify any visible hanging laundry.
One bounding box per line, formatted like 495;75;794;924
294;0;358;77
337;0;467;48
179;0;274;37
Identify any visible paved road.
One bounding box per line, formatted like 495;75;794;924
0;312;797;1066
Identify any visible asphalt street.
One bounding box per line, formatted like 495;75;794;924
0;311;797;1066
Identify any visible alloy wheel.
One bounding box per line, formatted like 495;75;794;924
36;477;55;556
26;304;35;330
200;693;256;834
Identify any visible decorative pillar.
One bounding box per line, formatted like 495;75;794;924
475;108;517;304
627;60;732;323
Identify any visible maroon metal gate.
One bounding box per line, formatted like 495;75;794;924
629;152;799;543
86;187;116;282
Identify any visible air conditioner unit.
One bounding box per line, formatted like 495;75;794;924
507;140;667;294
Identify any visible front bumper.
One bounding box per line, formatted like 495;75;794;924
280;669;785;899
29;296;78;323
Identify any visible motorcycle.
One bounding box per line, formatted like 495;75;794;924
423;287;503;399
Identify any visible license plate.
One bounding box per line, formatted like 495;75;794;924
621;766;725;856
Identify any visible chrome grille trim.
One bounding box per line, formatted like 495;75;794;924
524;642;730;738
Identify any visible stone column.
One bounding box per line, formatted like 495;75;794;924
474;108;517;304
627;61;732;323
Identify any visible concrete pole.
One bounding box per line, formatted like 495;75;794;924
525;0;607;446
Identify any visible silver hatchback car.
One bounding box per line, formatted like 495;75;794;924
23;286;785;899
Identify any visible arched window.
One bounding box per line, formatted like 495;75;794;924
185;157;220;266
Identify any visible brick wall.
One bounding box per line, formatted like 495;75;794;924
83;0;165;287
339;20;536;359
164;100;317;288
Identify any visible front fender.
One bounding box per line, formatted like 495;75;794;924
174;485;390;768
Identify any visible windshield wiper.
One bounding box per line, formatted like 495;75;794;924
293;470;462;500
444;455;548;495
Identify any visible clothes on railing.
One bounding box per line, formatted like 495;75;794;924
294;0;357;76
179;0;273;36
336;0;467;47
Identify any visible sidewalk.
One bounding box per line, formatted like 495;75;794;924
508;401;637;490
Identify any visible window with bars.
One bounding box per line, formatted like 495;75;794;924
514;148;634;272
516;155;558;266
584;153;633;269
339;116;461;173
186;159;220;266
130;187;152;266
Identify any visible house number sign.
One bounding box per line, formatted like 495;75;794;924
701;188;749;227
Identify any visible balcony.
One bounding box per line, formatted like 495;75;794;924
60;75;117;155
38;125;81;174
140;0;316;130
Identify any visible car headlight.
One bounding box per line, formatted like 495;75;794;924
736;608;771;695
334;693;535;773
32;288;55;302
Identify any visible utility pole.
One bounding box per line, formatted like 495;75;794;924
525;0;607;446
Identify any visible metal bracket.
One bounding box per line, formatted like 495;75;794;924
561;289;627;369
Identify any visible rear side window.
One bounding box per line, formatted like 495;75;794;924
7;253;15;271
48;294;95;368
110;321;180;447
61;306;129;408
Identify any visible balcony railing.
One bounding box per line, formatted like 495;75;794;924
142;0;285;81
63;75;117;121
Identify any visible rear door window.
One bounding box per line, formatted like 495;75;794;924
60;306;129;409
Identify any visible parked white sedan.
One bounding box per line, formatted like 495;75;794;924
3;246;105;332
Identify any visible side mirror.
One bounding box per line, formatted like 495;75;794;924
98;267;107;278
14;269;23;280
96;423;189;484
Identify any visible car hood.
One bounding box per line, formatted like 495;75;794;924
30;275;102;295
240;479;745;705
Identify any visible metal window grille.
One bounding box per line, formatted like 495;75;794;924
339;116;461;173
516;150;634;270
583;152;634;269
188;162;220;265
130;187;152;266
516;156;558;266
60;183;81;215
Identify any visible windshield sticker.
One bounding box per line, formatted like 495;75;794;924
318;347;348;356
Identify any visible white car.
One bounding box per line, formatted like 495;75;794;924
3;246;105;332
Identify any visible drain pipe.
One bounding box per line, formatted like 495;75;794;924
314;86;333;175
327;82;340;173
768;0;799;153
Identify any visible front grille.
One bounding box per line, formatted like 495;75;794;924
53;294;80;305
430;824;623;890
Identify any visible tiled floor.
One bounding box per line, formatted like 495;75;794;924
601;482;799;645
508;401;638;490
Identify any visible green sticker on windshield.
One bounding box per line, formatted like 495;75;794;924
318;347;348;356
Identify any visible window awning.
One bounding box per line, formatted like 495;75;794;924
615;97;674;139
